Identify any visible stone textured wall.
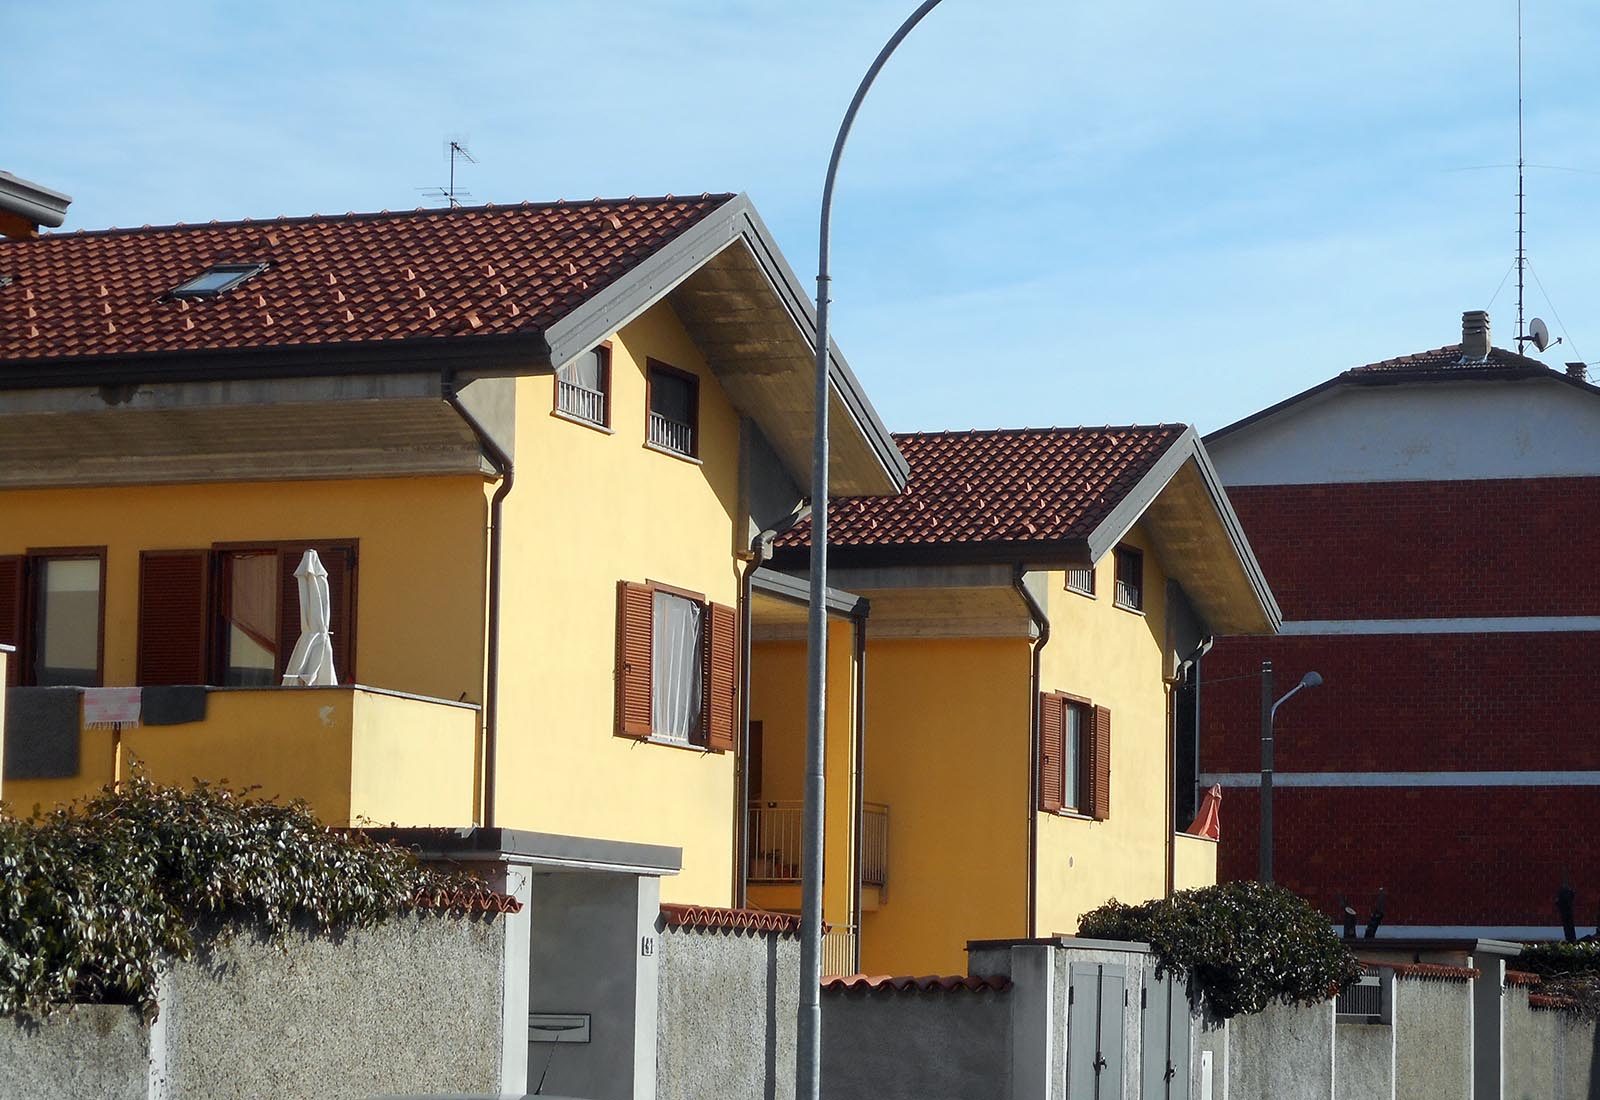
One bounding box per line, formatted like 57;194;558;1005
1334;1021;1393;1100
1503;987;1600;1100
821;985;1011;1100
656;921;798;1100
1226;999;1334;1100
0;1006;149;1100
1393;975;1472;1100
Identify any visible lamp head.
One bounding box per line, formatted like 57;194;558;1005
1300;671;1324;689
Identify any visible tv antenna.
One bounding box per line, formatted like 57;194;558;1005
1512;3;1563;356
419;139;477;209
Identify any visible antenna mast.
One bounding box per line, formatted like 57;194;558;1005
447;140;476;209
1516;0;1528;349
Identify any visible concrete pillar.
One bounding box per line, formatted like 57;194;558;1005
1008;944;1058;1100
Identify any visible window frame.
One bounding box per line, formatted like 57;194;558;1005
21;546;107;688
207;539;359;686
1113;545;1144;613
645;579;709;748
1060;694;1091;813
170;262;269;299
644;359;701;460
1065;564;1096;598
552;340;613;431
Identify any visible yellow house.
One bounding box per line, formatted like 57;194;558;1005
754;426;1280;975
0;188;908;909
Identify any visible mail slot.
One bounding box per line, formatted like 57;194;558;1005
528;1012;591;1043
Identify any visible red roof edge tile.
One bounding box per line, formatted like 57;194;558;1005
660;903;802;935
411;885;523;915
1361;960;1480;982
1504;970;1543;988
1529;992;1582;1011
821;974;1012;994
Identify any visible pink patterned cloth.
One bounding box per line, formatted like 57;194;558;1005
81;687;142;728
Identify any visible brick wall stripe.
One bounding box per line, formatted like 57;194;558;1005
1282;616;1600;636
1200;770;1600;788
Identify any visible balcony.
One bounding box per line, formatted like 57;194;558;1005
1;684;479;827
556;378;607;426
648;411;695;456
746;799;889;898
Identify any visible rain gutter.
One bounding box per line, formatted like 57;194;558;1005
442;375;514;829
1013;566;1050;938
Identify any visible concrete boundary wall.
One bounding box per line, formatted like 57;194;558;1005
821;980;1012;1100
1392;968;1473;1100
1226;999;1335;1100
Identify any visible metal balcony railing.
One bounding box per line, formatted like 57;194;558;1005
1115;579;1143;611
648;411;694;455
862;802;889;896
823;924;858;979
747;800;888;898
557;379;607;425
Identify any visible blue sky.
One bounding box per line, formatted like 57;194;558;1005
5;1;1598;433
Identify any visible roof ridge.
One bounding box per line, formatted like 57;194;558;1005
10;193;737;243
1345;342;1554;375
892;423;1187;440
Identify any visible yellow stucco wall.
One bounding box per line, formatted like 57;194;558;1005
858;636;1033;977
1034;525;1200;936
493;300;748;906
748;619;860;929
0;476;489;704
1173;832;1218;891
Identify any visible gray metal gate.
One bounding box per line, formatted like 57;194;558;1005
1139;971;1192;1100
1067;962;1126;1100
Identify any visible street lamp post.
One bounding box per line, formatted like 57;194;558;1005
1259;661;1323;884
799;5;947;1099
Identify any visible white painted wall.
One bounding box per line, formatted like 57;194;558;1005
1209;376;1600;485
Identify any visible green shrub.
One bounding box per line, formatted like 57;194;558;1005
0;774;485;1022
1516;941;1600;976
1077;881;1361;1019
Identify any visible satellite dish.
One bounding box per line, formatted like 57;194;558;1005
1529;317;1552;352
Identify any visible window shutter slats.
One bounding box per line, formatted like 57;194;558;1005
137;550;211;685
1039;691;1064;813
616;581;654;738
1090;704;1113;821
703;601;737;752
0;556;22;688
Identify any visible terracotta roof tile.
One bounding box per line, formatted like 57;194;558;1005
0;195;732;365
1361;960;1480;982
1504;970;1542;988
1529;992;1581;1011
779;426;1186;552
822;974;1011;993
410;885;523;915
660;903;802;935
1342;343;1552;378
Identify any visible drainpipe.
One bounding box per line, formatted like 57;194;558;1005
443;376;513;829
1013;566;1050;938
849;606;868;974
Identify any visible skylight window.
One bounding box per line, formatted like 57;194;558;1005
171;262;267;298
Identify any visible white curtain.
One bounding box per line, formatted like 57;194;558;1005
652;591;704;743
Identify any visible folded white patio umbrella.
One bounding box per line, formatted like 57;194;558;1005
281;549;338;687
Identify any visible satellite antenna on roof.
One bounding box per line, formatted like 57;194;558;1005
1528;316;1558;353
418;138;477;209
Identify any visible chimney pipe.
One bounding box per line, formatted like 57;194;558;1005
1461;310;1492;360
0;171;72;241
1567;362;1589;383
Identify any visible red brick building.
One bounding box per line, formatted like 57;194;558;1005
1197;310;1600;939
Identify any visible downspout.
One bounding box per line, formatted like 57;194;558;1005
849;606;868;974
443;376;514;830
1013;566;1050;939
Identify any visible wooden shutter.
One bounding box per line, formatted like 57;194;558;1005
1039;691;1064;812
702;601;738;752
1088;704;1113;821
137;550;211;685
277;543;358;684
0;555;22;688
616;581;654;738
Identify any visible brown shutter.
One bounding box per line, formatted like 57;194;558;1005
703;601;737;752
0;556;22;687
1038;692;1064;813
1088;704;1112;821
278;544;358;684
137;550;211;685
616;581;654;738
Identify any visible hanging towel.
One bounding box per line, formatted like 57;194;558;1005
143;686;208;726
82;687;142;729
4;687;81;780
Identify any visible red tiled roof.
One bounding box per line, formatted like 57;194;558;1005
780;426;1186;552
0;195;732;364
411;885;523;915
660;903;802;935
821;974;1012;993
1342;343;1553;378
1530;992;1581;1011
1504;970;1542;988
1361;960;1480;982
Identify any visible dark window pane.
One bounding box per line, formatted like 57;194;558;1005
650;369;695;425
223;551;279;686
34;557;101;686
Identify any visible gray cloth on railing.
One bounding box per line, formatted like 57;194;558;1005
4;687;81;780
142;685;208;726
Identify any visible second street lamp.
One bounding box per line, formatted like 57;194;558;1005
1259;662;1323;884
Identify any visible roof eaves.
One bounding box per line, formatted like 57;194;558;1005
774;535;1094;572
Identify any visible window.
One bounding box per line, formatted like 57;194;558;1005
134;541;357;686
1114;546;1143;611
1066;565;1096;596
171;262;268;298
0;550;106;687
1039;691;1111;820
616;580;736;750
646;361;699;457
555;344;610;427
